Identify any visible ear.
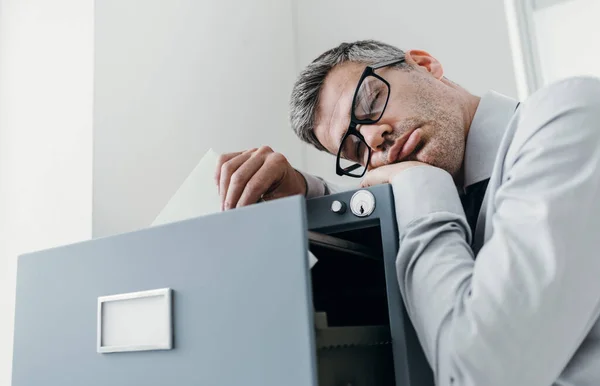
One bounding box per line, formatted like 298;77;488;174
405;50;444;80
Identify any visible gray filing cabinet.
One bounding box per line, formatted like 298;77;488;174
12;184;434;386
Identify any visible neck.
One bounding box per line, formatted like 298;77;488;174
440;77;481;188
462;93;481;138
458;94;481;189
441;77;481;136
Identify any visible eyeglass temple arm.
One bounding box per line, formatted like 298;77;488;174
372;58;405;69
342;163;363;173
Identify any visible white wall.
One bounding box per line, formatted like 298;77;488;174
295;0;519;184
0;0;94;384
93;0;303;237
93;0;520;235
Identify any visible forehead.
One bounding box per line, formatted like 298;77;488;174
314;62;365;154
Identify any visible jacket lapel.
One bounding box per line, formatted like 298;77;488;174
471;109;521;256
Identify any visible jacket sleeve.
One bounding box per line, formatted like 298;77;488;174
391;77;600;386
297;170;355;198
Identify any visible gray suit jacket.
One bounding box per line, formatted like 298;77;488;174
302;76;600;386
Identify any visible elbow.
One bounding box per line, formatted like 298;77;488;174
436;329;507;386
434;290;509;386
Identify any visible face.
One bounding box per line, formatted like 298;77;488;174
313;52;468;178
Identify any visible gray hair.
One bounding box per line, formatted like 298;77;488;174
289;40;410;151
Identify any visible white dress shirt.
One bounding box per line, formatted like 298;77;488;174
302;76;600;385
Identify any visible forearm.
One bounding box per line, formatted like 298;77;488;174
396;207;600;386
392;161;600;386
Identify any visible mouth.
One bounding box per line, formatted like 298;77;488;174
387;128;423;163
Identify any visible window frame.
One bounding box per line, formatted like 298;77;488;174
510;0;577;96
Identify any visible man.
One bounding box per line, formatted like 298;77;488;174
215;40;600;385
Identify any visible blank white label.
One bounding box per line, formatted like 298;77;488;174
97;288;172;353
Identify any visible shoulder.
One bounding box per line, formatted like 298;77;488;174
509;76;600;156
519;76;600;124
525;75;600;105
497;76;600;194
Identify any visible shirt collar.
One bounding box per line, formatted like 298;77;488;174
463;90;520;188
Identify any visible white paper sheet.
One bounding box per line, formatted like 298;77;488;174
151;148;317;268
152;148;222;226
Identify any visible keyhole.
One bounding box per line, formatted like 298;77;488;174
360;204;365;214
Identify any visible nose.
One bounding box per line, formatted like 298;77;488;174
360;123;392;150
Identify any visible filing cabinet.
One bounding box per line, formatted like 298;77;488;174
12;185;433;386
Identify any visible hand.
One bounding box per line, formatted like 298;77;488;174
360;161;429;188
214;146;306;210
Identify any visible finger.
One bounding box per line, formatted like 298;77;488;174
237;154;284;207
359;173;371;188
360;169;384;188
224;153;266;210
214;151;243;192
219;150;255;210
360;177;370;188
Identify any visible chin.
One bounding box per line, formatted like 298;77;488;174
430;155;462;177
417;146;460;175
414;127;465;176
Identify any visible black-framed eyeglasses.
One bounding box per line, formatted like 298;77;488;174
336;58;405;178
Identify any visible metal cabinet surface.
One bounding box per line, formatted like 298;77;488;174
306;184;433;386
12;185;433;386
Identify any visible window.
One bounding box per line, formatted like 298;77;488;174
511;0;600;96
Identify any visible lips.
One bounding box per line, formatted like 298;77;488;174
387;128;422;163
